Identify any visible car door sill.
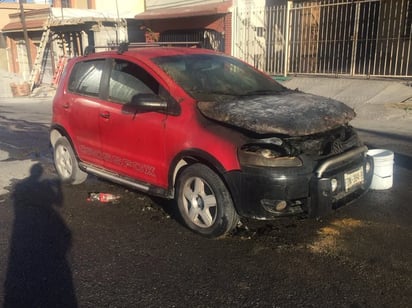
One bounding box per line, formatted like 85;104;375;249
79;163;150;192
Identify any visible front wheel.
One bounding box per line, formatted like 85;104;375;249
176;164;239;238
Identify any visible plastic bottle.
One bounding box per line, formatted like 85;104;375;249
87;192;120;204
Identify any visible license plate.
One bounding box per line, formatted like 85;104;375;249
344;167;364;192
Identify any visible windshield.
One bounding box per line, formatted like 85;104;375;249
153;54;284;100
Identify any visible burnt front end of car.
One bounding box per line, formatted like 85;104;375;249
225;125;374;219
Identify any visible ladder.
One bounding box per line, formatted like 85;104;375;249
28;22;51;90
52;56;68;86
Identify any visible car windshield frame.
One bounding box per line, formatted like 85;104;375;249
152;53;284;100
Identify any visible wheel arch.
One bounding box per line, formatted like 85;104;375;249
169;149;230;193
50;125;73;148
50;125;81;160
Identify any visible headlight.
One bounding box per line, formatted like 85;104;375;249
238;145;302;167
330;178;338;192
257;148;278;158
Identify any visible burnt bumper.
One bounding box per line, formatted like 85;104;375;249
225;146;373;219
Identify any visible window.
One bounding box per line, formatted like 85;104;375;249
154;54;284;100
403;1;412;37
61;0;71;8
68;59;105;97
108;59;159;104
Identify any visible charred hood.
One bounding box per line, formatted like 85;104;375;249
197;90;356;136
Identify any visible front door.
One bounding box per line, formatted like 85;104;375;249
98;58;168;188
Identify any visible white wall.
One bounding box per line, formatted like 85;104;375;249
145;0;225;10
94;0;145;14
31;0;52;4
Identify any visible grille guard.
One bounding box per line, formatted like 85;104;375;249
315;146;368;178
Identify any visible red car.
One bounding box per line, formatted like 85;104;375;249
50;44;373;237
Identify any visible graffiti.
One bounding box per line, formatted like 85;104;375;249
79;145;156;178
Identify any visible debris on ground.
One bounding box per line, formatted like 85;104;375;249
87;192;120;204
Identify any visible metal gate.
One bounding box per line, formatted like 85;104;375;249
232;0;412;78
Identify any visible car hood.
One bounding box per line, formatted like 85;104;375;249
197;90;356;136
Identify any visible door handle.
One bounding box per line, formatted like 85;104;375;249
100;111;110;119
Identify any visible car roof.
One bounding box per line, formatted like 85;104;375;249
81;47;221;62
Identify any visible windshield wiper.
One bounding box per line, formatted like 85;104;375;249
208;91;236;96
240;89;280;96
190;90;235;96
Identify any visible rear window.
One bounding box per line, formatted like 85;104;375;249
68;59;105;97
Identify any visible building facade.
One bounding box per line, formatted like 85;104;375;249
1;0;144;87
135;0;232;53
2;0;410;90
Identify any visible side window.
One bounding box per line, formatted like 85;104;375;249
109;59;160;104
68;59;105;97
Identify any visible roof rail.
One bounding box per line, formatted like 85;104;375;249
83;41;201;56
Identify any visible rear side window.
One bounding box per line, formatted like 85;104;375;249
68;59;105;97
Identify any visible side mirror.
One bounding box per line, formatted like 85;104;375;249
129;93;167;112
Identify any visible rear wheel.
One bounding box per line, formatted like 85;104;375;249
176;163;239;238
54;137;87;185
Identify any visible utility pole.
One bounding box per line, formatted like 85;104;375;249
115;0;120;44
19;0;33;73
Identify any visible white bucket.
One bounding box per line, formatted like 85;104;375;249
367;149;394;190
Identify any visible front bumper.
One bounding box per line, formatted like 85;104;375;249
225;146;373;219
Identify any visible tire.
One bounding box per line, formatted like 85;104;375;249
176;163;239;238
54;137;87;185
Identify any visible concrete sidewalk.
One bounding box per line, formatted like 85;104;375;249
282;77;412;135
281;76;412;157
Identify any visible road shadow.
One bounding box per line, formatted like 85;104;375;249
0;115;51;162
3;163;77;308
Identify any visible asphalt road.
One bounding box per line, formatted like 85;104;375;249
0;98;411;307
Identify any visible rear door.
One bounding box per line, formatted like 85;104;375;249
65;58;107;166
98;58;169;187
